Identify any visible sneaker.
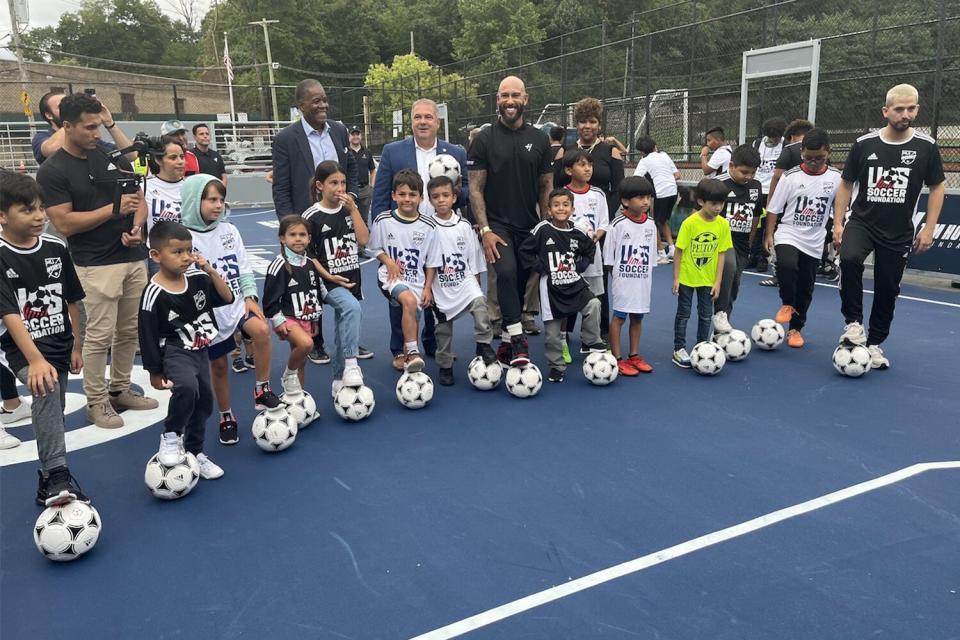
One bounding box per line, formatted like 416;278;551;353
36;466;89;507
0;427;21;449
787;329;805;348
342;365;364;388
522;315;540;336
254;384;281;410
868;344;890;370
759;276;779;287
627;354;653;373
656;252;671;265
109;389;159;411
840;321;866;346
243;353;255;369
357;346;374;360
281;374;302;395
438;367;455;386
775;305;797;324
584;342;609;353
755;258;769;273
87;401;124;429
509;335;530;367
158;432;185;466
231;356;249;373
548;367;565;383
0;399;31;425
331;379;343;398
391;353;406;371
617;359;640;376
672;349;692;368
196;453;224;480
561;340;572;364
219;416;239;445
476;342;497;366
713;311;732;334
496;342;512;368
822;265;840;283
308;346;331;365
404;351;425;373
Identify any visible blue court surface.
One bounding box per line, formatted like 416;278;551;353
2;207;959;639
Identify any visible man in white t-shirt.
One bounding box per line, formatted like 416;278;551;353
634;136;680;264
749;117;786;270
700;127;732;176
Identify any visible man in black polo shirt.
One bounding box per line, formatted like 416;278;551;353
834;83;945;369
191;123;228;184
348;126;376;221
468;75;554;366
36;93;158;429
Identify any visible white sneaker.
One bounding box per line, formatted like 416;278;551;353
158;432;185;466
656;251;671;265
0;427;21;449
331;379;343;398
342;365;364;388
868;345;890;370
0;398;31;425
713;311;733;334
841;321;866;346
281;374;302;395
196;452;224;479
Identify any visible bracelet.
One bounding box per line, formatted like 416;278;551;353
104;122;116;129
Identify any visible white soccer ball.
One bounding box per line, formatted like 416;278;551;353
505;363;542;398
582;351;618;385
751;319;785;350
281;390;319;429
467;356;503;390
396;372;434;409
715;328;751;361
427;153;461;184
144;451;200;500
251;406;298;452
34;501;101;562
690;340;727;375
832;344;872;378
334;385;376;422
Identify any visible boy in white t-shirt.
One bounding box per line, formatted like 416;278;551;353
634;136;680;264
604;176;659;376
367;169;435;373
422;176;496;386
763;128;841;348
701;127;732;176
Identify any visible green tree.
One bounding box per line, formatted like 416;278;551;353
452;0;545;70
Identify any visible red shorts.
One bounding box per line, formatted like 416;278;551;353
276;318;317;338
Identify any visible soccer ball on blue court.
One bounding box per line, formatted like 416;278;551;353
467;356;503;390
715;328;751;361
396;372;434;409
34;501;101;562
832;344;872;378
334;385;376;422
251;406;298;452
144;451;200;500
505;363;542;398
427;153;461;184
582;351;618;385
690;341;726;375
751;319;785;350
281;390;319;429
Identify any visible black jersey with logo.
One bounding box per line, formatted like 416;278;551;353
519;221;596;321
302;203;363;300
0;235;85;372
262;256;326;322
717;174;763;255
842;131;945;249
138;272;232;374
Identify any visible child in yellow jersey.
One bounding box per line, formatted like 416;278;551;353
672;179;733;368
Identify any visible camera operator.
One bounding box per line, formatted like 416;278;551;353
32;91;136;166
36;93;159;430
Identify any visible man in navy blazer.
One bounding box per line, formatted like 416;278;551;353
371;98;469;368
272;79;359;219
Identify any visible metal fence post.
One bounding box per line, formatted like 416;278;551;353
644;36;652;136
172;84;180;118
931;0;945;138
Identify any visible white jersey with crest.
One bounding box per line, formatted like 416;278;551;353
569;184;609;278
188;221;251;344
767;165;842;259
425;213;485;318
602;213;658;314
367;211;436;301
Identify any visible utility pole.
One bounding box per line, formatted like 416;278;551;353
7;0;36;129
249;18;280;121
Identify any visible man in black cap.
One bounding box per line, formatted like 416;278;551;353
348;126;376;222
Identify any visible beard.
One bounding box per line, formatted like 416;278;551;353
890;119;912;131
498;102;524;125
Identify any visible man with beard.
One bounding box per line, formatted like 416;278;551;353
468;76;553;366
833;84;944;370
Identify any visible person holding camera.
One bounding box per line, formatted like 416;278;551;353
32;91;135;166
36;93;159;429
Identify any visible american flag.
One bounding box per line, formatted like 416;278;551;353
223;40;234;82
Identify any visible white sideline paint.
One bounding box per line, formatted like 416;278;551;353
743;270;960;309
0;365;171;467
410;461;960;640
229;208;276;218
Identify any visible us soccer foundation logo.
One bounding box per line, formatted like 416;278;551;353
547;251;580;285
616;244;651;277
867;167;910;204
323;233;359;275
17;284;66;338
438;253;467;287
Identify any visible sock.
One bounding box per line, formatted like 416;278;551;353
561;331;568;341
282;367;297;379
405;341;418;354
344;357;358;369
506;322;523;337
501;331;510;342
220;410;233;421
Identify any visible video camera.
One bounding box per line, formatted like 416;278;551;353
91;134;166;218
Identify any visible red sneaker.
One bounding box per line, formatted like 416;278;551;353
617;359;640;376
775;305;796;324
627;354;653;373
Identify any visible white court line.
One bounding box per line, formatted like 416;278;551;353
229;208;276;218
410;461;960;640
742;270;960;309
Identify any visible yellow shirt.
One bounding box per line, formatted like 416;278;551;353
675;212;732;287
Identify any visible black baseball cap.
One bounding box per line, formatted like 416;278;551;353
349;125;361;133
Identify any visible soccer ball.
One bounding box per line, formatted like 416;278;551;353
396;372;434;409
251;406;298;452
690;340;727;375
832;344;872;378
334;385;376;422
715;328;751;361
281;390;319;429
751;319;785;350
34;502;101;562
427;153;461;184
467;356;503;390
582;351;618;385
144;451;200;500
505;363;542;398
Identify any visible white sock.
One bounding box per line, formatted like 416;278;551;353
344;357;358;369
506;322;523;337
405;341;418;354
283;367;297;379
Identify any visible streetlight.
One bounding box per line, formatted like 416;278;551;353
249;18;280;122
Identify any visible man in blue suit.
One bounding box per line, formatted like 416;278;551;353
371;98;469;369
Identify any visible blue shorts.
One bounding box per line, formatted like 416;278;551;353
612;310;645;321
207;312;255;361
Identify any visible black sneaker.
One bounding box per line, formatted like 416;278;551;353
424;344;437;358
36;466;89;507
585;342;609;353
219;416;239;445
308;346;331;365
522;318;541;336
755;258;769;273
548;368;565;383
357;346;374;360
759;276;779;287
243;353;255;369
509;335;530;367
254;385;281;410
438;367;455;386
496;341;511;368
231;356;249;373
476;342;497;366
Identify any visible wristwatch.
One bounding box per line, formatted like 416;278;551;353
480;225;491;235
